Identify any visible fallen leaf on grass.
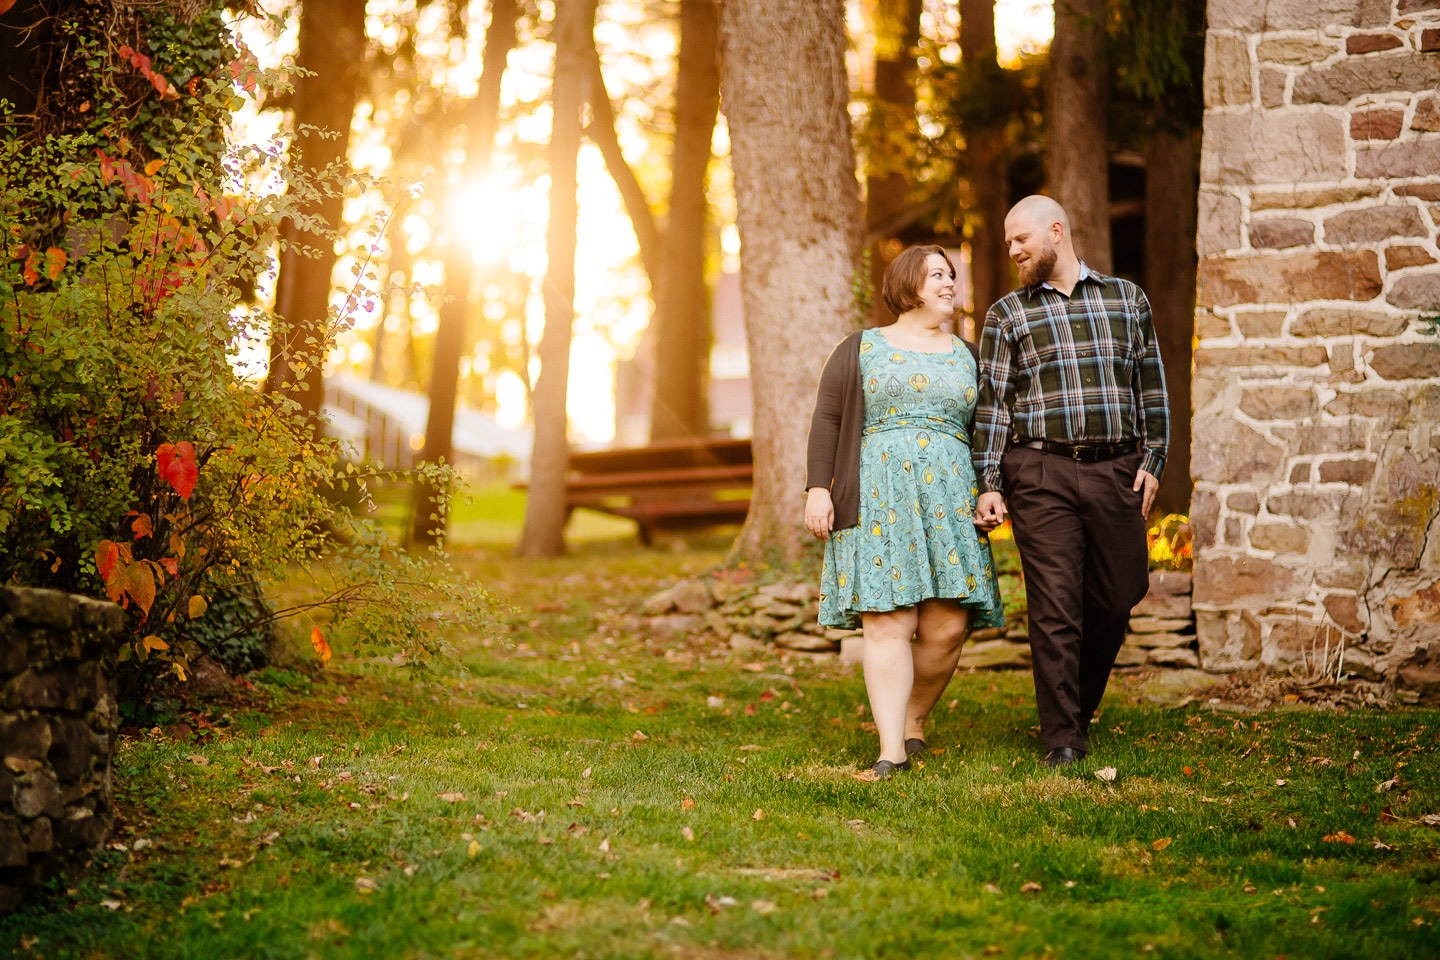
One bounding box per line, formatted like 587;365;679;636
738;744;762;751
741;662;765;673
567;798;585;808
1378;807;1398;824
582;767;592;778
1274;779;1288;787
681;797;695;811
744;704;758;716
1375;778;1399;793
813;887;828;899
467;840;481;858
1373;839;1395;851
598;838;611;853
706;696;724;708
219;857;245;869
436;792;466;803
1419;813;1440;827
632;730;649;742
100;899;123;910
751;900;777;915
1182;766;1193;776
1095;767;1117;782
188;755;209;767
752;808;765;821
760;690;776;702
682;826;695;842
1151;837;1172;851
982;883;1002;895
1322;831;1357;845
354;877;378;894
1020;882;1042;893
1242;883;1258;894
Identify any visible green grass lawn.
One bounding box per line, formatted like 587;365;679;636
2;541;1437;959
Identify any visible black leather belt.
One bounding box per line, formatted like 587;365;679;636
1018;439;1138;462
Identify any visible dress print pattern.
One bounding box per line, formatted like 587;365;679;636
818;329;1006;630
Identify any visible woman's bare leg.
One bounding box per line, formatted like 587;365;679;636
904;599;970;742
861;607;919;764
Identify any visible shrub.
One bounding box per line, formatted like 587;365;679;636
0;27;498;686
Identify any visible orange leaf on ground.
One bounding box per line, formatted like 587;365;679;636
1152;837;1172;851
1323;831;1357;845
310;626;331;664
752;808;765;821
681;797;695;811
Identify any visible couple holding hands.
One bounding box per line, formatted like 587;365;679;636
804;195;1171;780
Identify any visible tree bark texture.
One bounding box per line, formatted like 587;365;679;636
410;0;520;546
266;0;369;419
517;0;598;557
864;0;921;328
1046;0;1110;273
960;0;1009;324
648;0;721;441
1143;128;1196;520
719;0;863;564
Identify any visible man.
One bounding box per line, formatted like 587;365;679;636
972;195;1169;769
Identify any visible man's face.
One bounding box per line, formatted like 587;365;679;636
1005;218;1058;287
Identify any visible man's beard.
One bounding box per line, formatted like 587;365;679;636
1018;243;1058;287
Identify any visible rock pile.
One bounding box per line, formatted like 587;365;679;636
637;570;1202;674
1117;572;1200;668
0;587;124;913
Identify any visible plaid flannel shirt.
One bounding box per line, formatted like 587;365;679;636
973;263;1170;494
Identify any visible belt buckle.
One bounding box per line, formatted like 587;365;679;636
1072;446;1084;461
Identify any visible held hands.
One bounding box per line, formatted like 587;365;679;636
804;487;835;541
974;491;1007;532
1134;468;1159;517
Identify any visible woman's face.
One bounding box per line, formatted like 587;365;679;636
914;253;956;318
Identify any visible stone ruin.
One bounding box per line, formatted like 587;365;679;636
1193;0;1440;702
0;587;124;912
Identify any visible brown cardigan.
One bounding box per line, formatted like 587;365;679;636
805;330;980;531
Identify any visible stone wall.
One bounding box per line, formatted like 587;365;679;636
1193;0;1440;702
0;587;124;912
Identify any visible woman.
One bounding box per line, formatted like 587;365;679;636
805;245;1005;781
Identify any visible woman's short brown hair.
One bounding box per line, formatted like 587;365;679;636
880;244;955;319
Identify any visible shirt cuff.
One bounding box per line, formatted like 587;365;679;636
977;468;1002;495
1140;450;1166;481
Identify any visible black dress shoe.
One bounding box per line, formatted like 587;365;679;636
904;738;928;757
857;759;911;781
1043;747;1087;768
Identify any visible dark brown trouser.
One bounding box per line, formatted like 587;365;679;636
1001;446;1150;753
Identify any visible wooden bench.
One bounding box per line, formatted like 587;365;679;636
551;437;752;545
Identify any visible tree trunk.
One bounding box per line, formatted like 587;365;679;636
1047;0;1110;272
960;0;1009;325
266;0;369;419
649;0;721;441
719;0;863;564
865;0;921;328
1144;127;1197;520
516;0;598;557
410;0;519;546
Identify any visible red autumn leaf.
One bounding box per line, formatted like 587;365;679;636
95;540;120;580
1322;831;1357;845
759;690;776;702
131;513;153;539
1182;766;1194;777
743;703;757;716
310;626;332;665
22;251;39;285
156;441;198;499
117;44;133;59
0;0;20;13
102;559;129;604
159;557;179;576
127;561;156;617
44;247;66;280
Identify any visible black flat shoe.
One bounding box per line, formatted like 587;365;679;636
904;738;928;757
1043;747;1087;769
854;759;911;782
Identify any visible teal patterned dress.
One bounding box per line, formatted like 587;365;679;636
818;330;1006;631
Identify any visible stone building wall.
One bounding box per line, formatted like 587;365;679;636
0;587;123;911
1193;0;1440;702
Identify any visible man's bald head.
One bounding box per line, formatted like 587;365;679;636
1003;195;1078;288
1006;195;1070;240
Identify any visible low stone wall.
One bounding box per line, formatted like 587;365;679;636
0;587;124;912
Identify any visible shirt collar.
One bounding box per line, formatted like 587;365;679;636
1025;260;1107;299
